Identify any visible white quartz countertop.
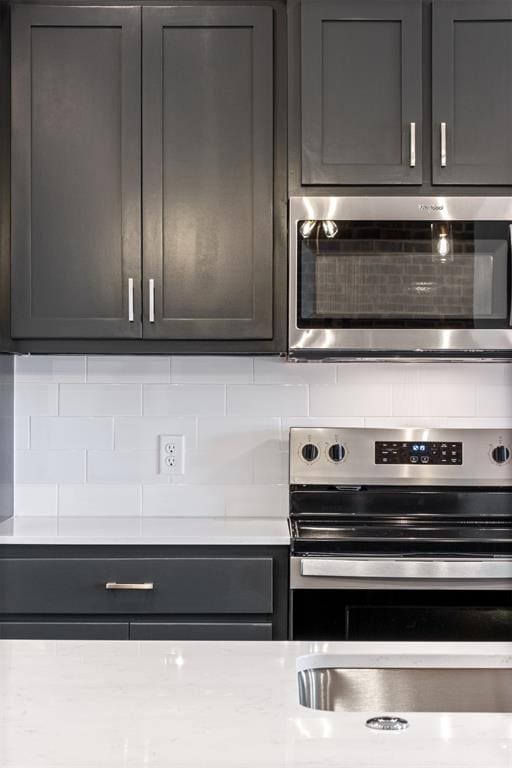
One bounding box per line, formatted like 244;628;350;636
0;640;511;768
0;516;290;545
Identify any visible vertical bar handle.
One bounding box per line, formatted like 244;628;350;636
148;279;155;323
128;278;134;322
409;122;416;168
440;122;447;167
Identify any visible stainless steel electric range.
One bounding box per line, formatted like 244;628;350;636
289;427;512;641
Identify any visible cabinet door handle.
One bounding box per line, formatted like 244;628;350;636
409;122;416;167
128;278;134;322
148;278;155;323
105;582;154;590
440;122;447;167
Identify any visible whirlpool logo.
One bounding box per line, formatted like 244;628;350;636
418;204;444;212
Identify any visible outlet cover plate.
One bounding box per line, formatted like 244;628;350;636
159;434;185;476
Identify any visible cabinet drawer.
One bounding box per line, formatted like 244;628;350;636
0;622;128;640
130;621;272;640
0;558;273;615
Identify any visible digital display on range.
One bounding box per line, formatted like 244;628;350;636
375;441;463;466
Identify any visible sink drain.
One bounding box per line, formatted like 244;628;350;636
366;717;409;732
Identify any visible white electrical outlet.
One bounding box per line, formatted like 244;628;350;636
159;434;185;476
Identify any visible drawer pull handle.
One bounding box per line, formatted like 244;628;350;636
105;582;154;590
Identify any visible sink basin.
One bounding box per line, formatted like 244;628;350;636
298;667;512;713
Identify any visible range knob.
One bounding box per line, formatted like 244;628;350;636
301;443;319;462
491;445;511;465
328;443;346;463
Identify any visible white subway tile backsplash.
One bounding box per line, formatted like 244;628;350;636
15;416;30;450
475;385;512;418
309;385;392;417
253;442;288;484
60;384;142;416
31;418;113;450
87;450;167;484
254;357;336;384
15;384;59;417
142;485;226;517
14;485;58;516
171;356;253;384
15;355;86;383
183;447;254;485
16;450;85;484
197;417;280;449
224;485;288;517
12;355;511;520
227;385;308;417
337;363;412;387
87;356;171;384
392;383;476;417
143;384;225;416
58;484;141;517
142;483;288;517
115;417;197;450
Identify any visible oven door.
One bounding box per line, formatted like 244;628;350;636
289;197;512;357
290;556;512;641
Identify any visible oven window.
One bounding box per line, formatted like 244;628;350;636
291;589;512;641
297;221;511;328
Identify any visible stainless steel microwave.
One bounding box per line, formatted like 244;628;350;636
289;197;512;360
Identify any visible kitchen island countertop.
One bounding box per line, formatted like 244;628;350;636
1;640;511;768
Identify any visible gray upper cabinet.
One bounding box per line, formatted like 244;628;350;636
300;0;422;185
11;6;142;339
432;0;512;185
142;6;274;340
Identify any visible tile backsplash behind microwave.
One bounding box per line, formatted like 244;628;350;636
13;356;512;518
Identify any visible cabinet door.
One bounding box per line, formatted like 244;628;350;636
142;6;273;340
301;0;422;185
11;6;141;338
0;622;129;640
130;622;272;640
432;0;512;184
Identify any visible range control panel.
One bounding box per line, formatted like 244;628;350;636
289;427;512;487
375;441;463;466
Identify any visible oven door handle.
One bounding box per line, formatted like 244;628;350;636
300;558;512;580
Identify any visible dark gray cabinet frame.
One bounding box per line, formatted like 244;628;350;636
8;0;287;355
11;5;142;339
301;0;422;185
0;544;289;641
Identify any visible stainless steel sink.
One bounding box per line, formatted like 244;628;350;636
298;667;512;713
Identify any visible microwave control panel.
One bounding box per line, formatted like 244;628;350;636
375;441;463;466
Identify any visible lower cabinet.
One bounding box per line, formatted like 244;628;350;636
0;545;289;640
0;622;129;640
129;622;272;640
